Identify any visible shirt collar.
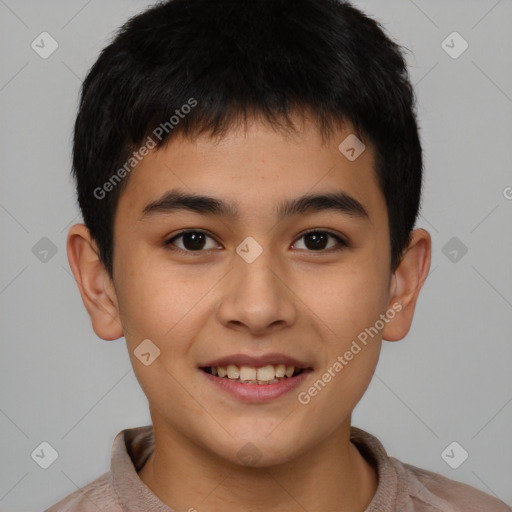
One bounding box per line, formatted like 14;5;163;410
110;424;399;511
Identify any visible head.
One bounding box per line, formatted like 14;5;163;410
68;0;430;467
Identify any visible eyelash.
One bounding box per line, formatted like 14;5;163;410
164;229;348;255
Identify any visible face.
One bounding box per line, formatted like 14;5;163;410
109;117;396;466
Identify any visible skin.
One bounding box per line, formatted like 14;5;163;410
67;114;431;512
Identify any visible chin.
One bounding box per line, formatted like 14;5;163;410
228;432;311;468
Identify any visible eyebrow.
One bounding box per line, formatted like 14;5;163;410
140;189;369;222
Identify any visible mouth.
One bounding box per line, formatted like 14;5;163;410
200;363;307;384
198;353;313;402
199;364;312;402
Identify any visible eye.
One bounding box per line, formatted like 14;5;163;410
164;229;348;254
292;230;347;251
165;230;220;253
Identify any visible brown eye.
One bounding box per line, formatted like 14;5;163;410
164;229;347;255
166;230;219;252
293;231;347;251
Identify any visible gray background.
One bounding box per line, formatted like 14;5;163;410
1;0;511;510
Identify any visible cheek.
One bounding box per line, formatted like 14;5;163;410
113;248;189;337
296;342;379;448
303;258;390;339
296;269;387;424
297;257;388;404
113;257;222;374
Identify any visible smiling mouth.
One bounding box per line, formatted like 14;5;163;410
200;364;309;384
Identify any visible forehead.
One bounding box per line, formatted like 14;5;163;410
115;117;386;227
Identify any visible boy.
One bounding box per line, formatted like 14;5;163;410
46;0;510;510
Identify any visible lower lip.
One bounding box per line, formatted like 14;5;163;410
200;369;311;403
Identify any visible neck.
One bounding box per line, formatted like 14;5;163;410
138;419;378;512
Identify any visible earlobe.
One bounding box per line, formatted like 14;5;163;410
66;223;124;341
382;228;431;342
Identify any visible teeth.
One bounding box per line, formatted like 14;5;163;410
239;366;257;381
256;365;275;381
226;364;239;379
209;363;300;383
275;364;286;378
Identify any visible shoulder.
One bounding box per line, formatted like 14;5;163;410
391;458;511;512
44;471;123;512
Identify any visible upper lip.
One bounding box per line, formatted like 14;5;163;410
199;352;311;369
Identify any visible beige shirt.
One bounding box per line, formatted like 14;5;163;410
45;425;511;511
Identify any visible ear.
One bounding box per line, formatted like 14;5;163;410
67;223;124;341
382;228;431;342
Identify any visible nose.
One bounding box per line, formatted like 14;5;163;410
215;249;298;336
